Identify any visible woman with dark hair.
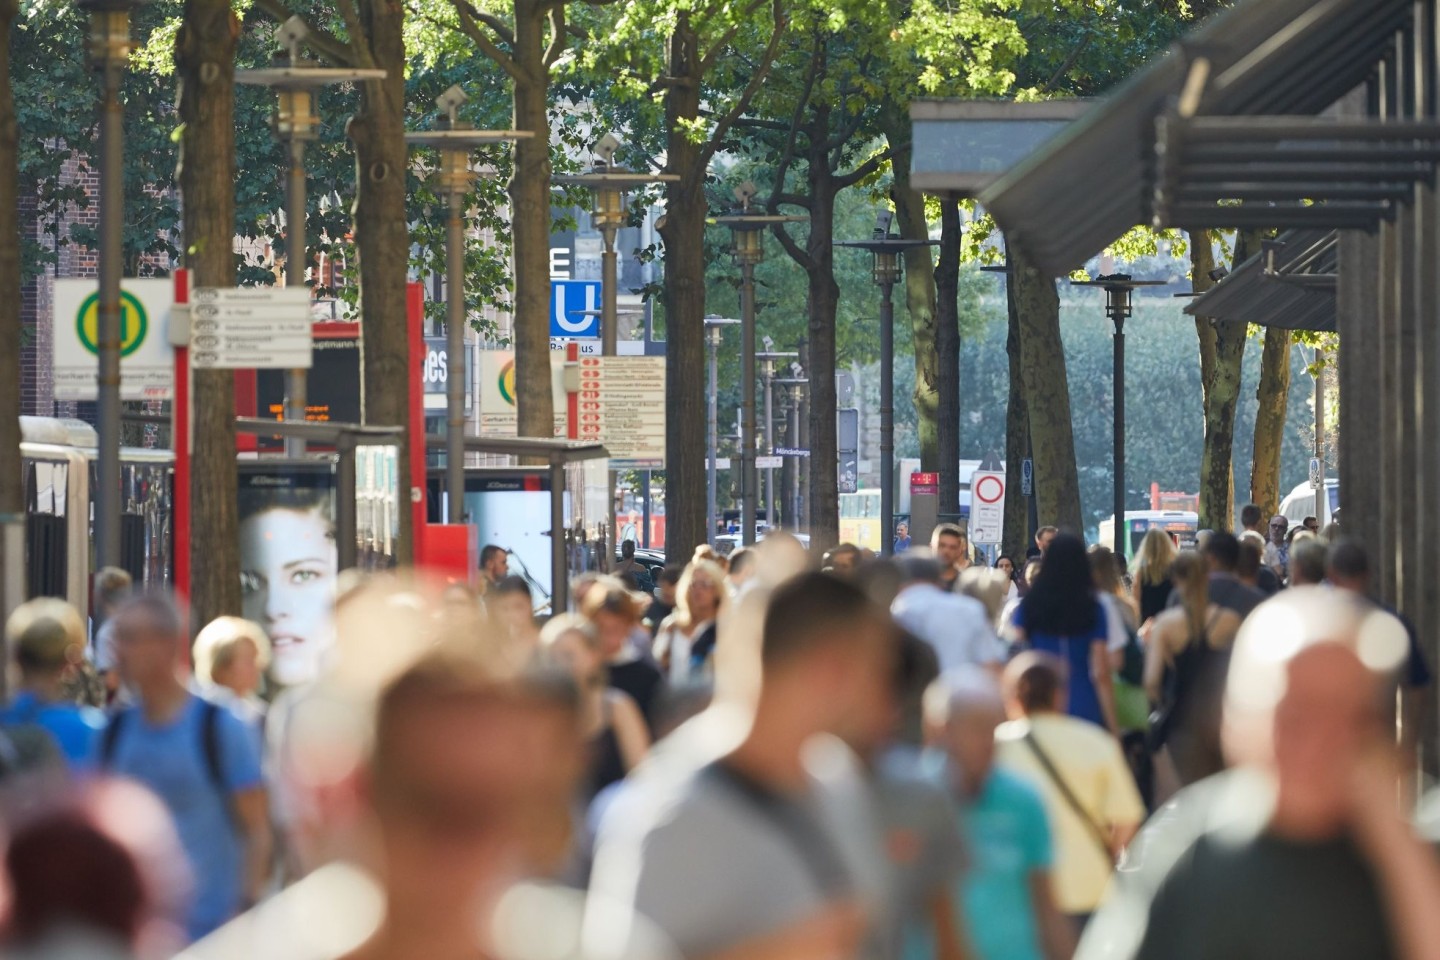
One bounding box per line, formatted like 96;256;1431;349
1008;533;1119;734
994;555;1021;602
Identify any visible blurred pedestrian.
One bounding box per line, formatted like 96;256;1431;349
996;653;1143;932
924;667;1074;960
823;543;862;575
583;581;665;732
1263;515;1290;581
486;575;541;663
1175;532;1263;619
893;522;912;554
1027;526;1058;561
1008;534;1120;735
644;566;684;637
1079;588;1440;960
652;560;726;685
101;596;271;942
994;555;1021;602
91;566;134;702
930;524;970;590
725;548;758;595
479;544;509;593
1288;538;1327;587
587;572;894;960
2;599;105;771
540;615;650;802
1129;529;1177;625
891;553;1004;674
192;617;271;732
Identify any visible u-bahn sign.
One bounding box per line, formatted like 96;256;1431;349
52;278;174;400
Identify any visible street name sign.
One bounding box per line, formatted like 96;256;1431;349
190;287;312;369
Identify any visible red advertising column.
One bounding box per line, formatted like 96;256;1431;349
407;282;427;562
566;341;579;440
172;269;191;602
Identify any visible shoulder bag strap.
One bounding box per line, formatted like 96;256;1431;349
1021;730;1114;863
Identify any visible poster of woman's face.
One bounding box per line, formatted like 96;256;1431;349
238;472;338;689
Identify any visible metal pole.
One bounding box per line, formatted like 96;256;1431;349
336;439;357;571
550;461;567;613
1113;314;1126;558
284;136;307;457
95;53;124;571
763;363;774;531
740;261;757;546
789;386;802;532
445;183;465;524
641;471;651;549
707;332;719;545
601;225;619;357
1315;345;1328;525
880;275;895;557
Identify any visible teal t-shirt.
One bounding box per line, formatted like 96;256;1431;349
961;767;1053;960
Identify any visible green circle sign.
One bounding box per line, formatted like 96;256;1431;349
76;291;148;357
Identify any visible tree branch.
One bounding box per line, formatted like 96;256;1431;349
471;8;515;46
543;4;566;68
252;0;358;67
766;32;820;204
770;221;810;270
1040;32;1092;95
835;147;894;189
331;0;376;68
452;0;525;82
697;0;766;75
696;0;787;168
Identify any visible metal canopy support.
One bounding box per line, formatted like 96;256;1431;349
1185;229;1339;330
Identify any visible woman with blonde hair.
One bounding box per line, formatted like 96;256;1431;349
1130;528;1178;624
1143;551;1241;792
540;614;650;800
192;616;272;729
652;559;727;683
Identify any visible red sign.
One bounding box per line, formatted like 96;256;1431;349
974;473;1005;504
910;472;940;496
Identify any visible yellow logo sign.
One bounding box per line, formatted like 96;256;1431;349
76;291;148;357
498;359;517;406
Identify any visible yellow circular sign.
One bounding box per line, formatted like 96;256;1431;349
76;291;148;357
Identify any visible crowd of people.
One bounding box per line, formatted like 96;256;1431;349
1;512;1438;960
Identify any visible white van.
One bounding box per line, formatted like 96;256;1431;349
1278;479;1339;527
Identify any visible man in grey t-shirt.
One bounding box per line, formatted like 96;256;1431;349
586;573;895;960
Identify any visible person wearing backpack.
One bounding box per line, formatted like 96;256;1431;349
100;595;271;943
1;598;104;771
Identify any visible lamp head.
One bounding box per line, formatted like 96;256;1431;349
872;209;894;240
734;180;759;210
436;85;467;125
762;335;775;351
276;15;308;61
594;133;621;167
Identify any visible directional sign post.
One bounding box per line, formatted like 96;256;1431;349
970;470;1006;544
190;287;312;370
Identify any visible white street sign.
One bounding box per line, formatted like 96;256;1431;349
756;456;783;469
970;470;1006;544
575;356;666;469
52;278;174;400
190;287;312;369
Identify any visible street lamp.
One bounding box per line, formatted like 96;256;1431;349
237;18;385;456
406;86;530;526
79;0;142;572
554;135;677;356
838;211;936;557
756;343;797;531
773;373;808;529
1071;274;1166;557
704;315;741;544
715;183;805;546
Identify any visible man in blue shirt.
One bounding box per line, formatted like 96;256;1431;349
104;596;271;942
924;666;1075;960
1;598;105;769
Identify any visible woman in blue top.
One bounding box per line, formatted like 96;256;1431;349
1009;534;1119;734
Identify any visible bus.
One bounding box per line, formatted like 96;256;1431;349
838;489;882;551
1097;510;1200;563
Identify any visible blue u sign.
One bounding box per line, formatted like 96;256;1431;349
550;280;602;338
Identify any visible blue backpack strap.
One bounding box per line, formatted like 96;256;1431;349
99;707;132;768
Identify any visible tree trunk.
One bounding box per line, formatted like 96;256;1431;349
0;0;21;638
885;115;940;474
1002;262;1032;564
349;0;412;562
1192;229;1250;532
803;128;841;552
934;199;961;521
510;0;554;441
1250;326;1292;517
1011;244;1082;533
176;0;240;632
659;17;707;557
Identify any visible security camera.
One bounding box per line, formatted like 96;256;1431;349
790;361;804;378
595;133;621;165
734;181;759;207
762;335;775;351
872;209;894;239
276;16;308;58
436;85;468;117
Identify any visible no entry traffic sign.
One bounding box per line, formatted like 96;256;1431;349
970;470;1005;544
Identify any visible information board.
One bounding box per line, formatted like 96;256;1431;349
574;356;666;469
52;278;174;400
191;287;312;369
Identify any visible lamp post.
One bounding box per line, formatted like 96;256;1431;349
406;86;529;525
838;212;936;557
704;315;741;544
756;347;797;530
716;185;804;547
79;0;141;572
773;374;808;528
237;18;385;456
1071;274;1166;557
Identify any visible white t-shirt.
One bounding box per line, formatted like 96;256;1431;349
891;583;1006;672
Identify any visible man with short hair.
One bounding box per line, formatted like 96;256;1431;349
102;596;271;941
1198;532;1265;618
1263;515;1290;581
1237;531;1281;595
1239;504;1264;537
91;565;133;699
1077;588;1440;960
1288;538;1328;587
893;522;912;553
1027;526;1058;561
892;552;1004;674
1;598;105;770
479;544;509;591
824;542;862;575
727;547;758;592
615;539;653;593
588;572;895;960
931;523;970;590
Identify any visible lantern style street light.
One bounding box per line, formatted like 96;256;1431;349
79;0;143;571
838;211;936;557
716;184;805;546
773;373;808;529
405;86;529;525
237;18;385;455
1071;274;1166;558
704;315;741;543
756;344;798;530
